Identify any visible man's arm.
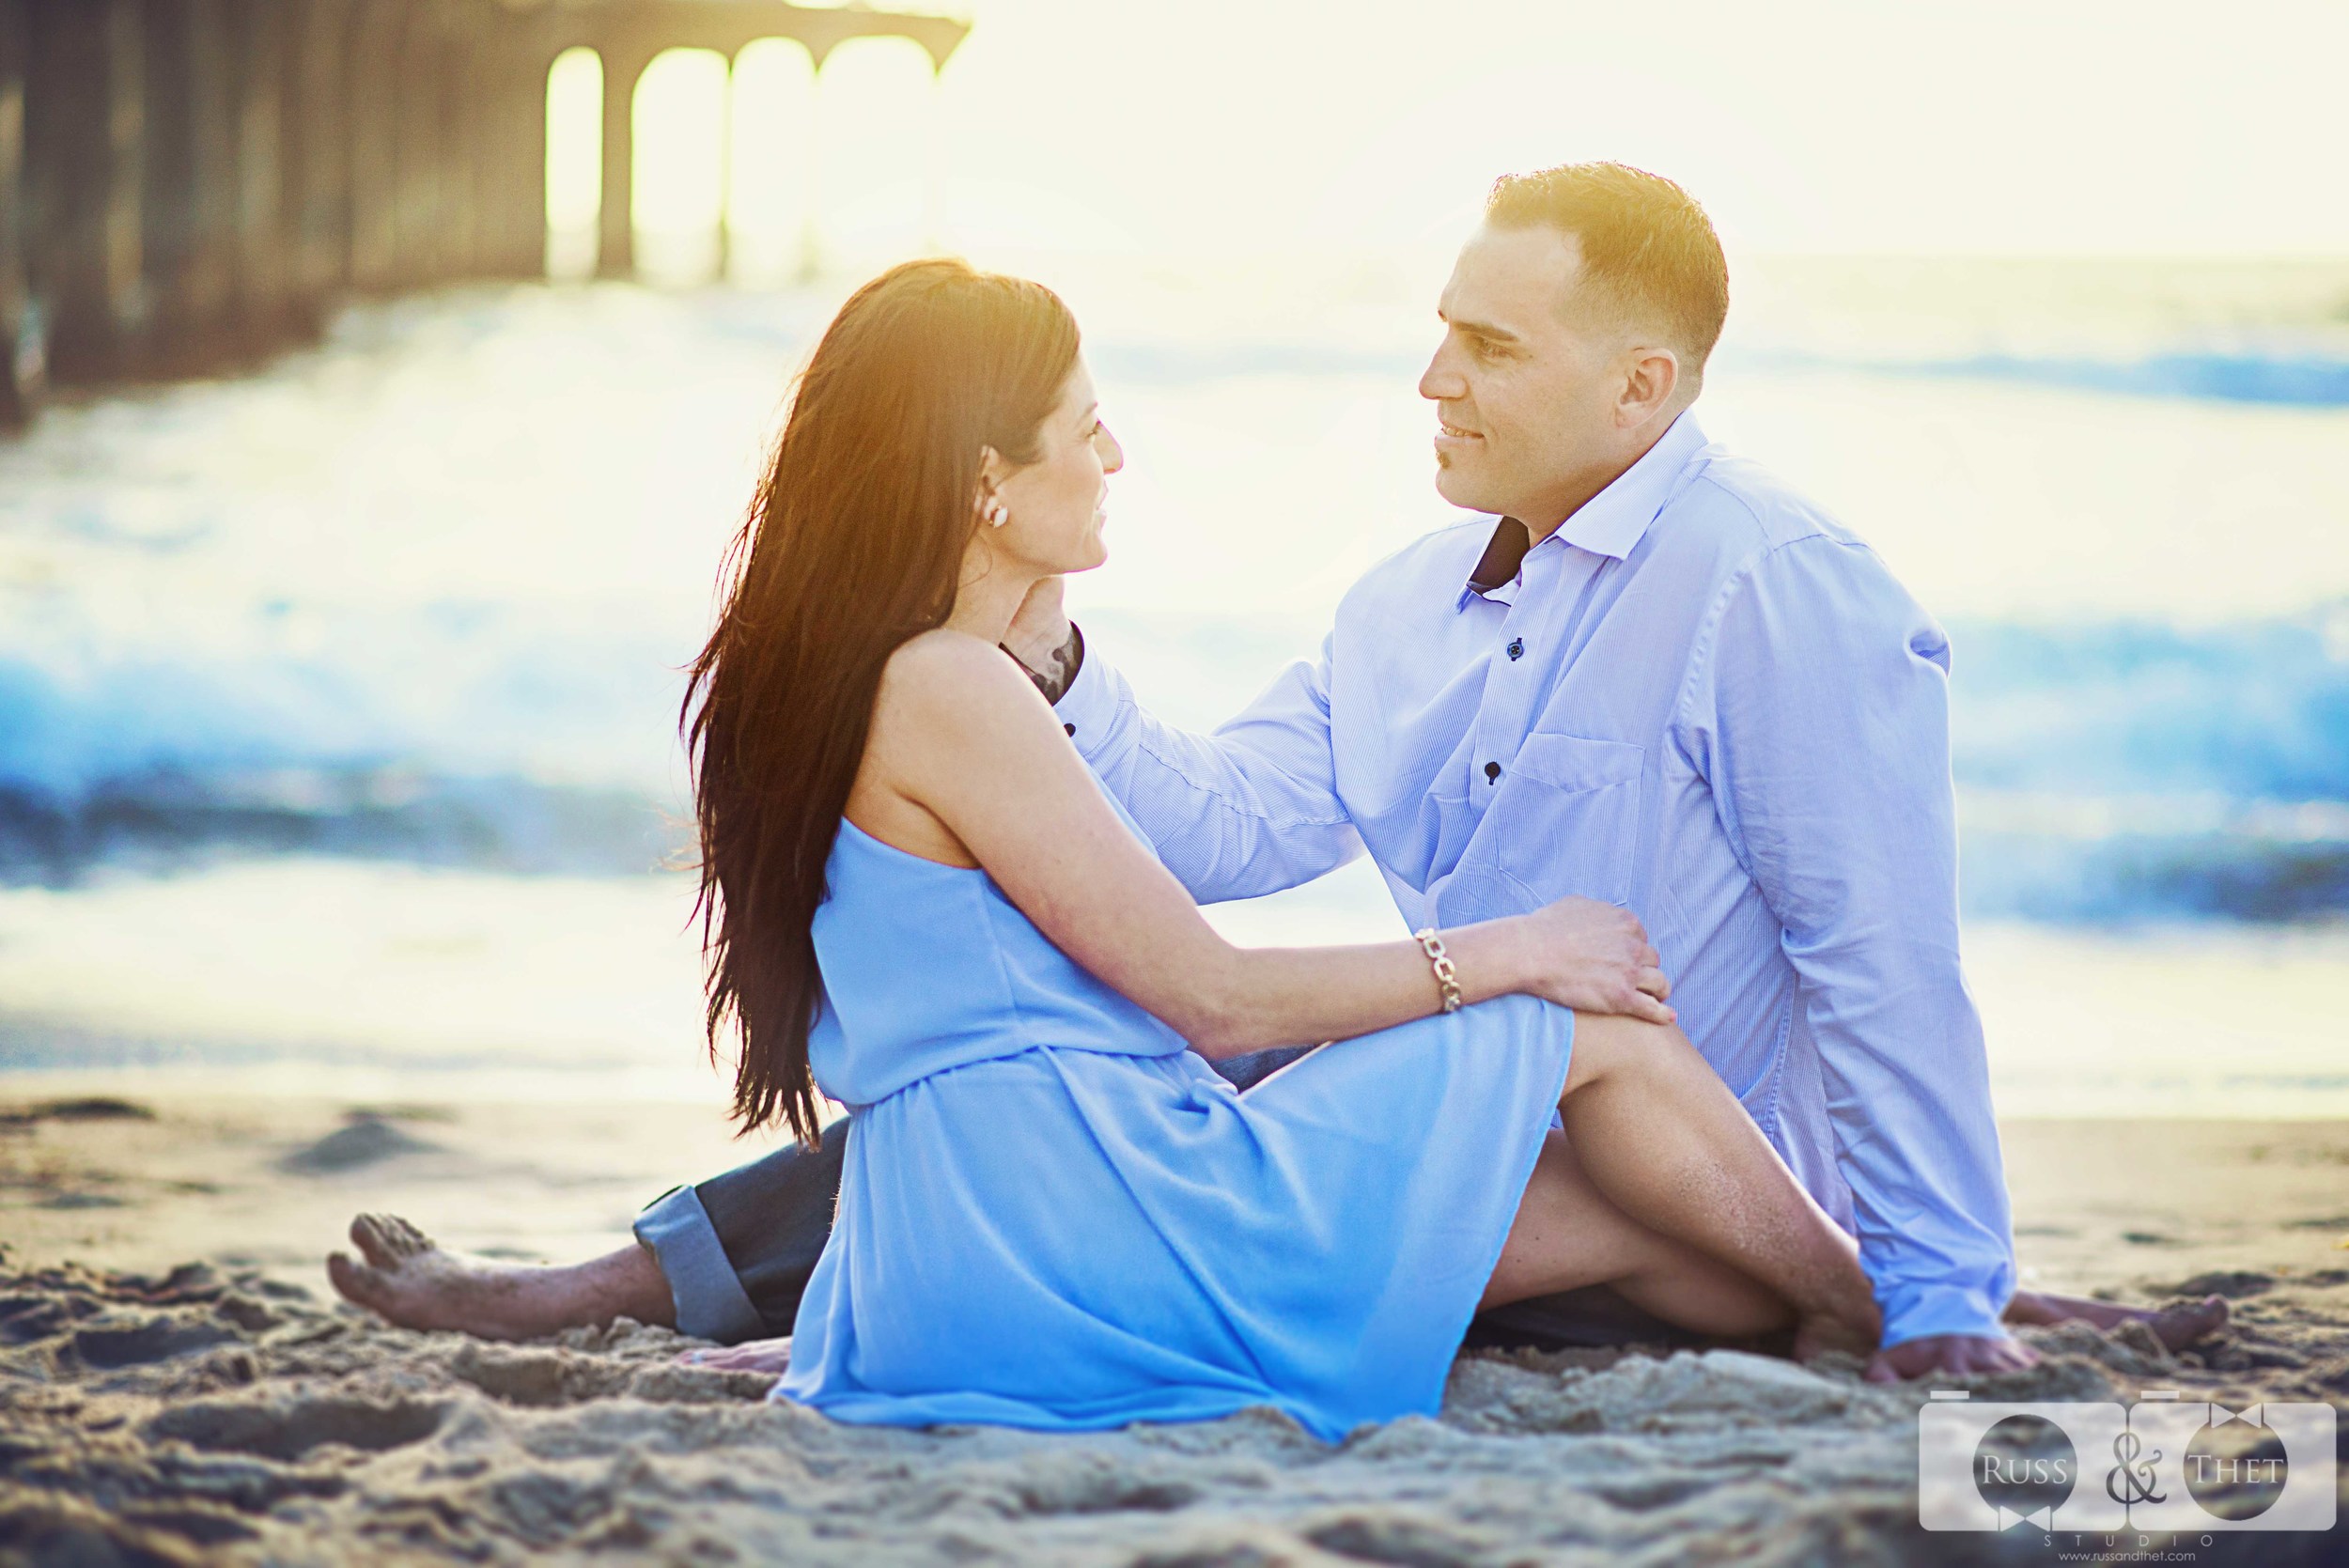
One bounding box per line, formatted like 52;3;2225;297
1681;536;2018;1357
874;632;1660;1056
1003;582;1362;904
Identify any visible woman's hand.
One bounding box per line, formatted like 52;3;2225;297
1515;897;1675;1024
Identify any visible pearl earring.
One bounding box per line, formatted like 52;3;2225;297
983;496;1010;528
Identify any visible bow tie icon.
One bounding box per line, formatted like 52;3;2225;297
2210;1403;2266;1427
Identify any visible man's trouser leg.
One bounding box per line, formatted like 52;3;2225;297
633;1119;850;1342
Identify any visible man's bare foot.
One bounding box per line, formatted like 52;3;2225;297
678;1336;793;1377
326;1213;674;1341
2146;1294;2232;1351
2003;1286;2230;1352
1865;1330;2042;1383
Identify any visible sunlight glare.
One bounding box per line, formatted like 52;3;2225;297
632;48;731;284
726;39;818;285
812;38;936;269
543;47;601;279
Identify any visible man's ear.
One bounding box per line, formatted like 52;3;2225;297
1615;348;1680;427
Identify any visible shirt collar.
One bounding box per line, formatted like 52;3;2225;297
1459;411;1708;603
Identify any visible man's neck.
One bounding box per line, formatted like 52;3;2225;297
1518;408;1684;546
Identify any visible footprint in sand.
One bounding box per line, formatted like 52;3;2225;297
71;1314;243;1370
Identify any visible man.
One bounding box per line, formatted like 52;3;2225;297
333;163;2213;1382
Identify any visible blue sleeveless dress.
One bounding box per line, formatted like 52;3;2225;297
775;796;1577;1442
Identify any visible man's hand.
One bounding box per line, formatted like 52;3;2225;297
1004;576;1074;675
1864;1331;2039;1384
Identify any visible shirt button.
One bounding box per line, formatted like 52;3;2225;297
1484;761;1501;783
1506;637;1524;660
1064;723;1076;737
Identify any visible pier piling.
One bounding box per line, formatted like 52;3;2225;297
0;0;968;431
0;0;32;428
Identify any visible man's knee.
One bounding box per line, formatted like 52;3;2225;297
698;1116;850;1238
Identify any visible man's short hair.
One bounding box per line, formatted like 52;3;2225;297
1484;162;1729;380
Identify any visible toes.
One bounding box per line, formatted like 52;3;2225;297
383;1214;435;1259
2152;1293;2230;1352
349;1214;400;1269
351;1212;435;1265
327;1251;389;1312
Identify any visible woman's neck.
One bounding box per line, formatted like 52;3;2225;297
944;561;1040;648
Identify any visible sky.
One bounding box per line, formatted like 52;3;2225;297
574;0;2349;264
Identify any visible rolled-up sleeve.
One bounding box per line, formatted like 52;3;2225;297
1053;633;1361;904
1678;536;2016;1347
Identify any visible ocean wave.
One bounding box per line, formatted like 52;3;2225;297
1089;338;2349;408
1089;340;1423;384
6;607;2348;923
1735;346;2349;408
1921;350;2349;407
1947;611;2349;805
1959;809;2349;923
0;771;677;885
1941;610;2349;920
0;606;693;885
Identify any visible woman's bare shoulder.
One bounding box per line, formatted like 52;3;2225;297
881;628;1030;700
885;626;1010;677
873;629;1049;744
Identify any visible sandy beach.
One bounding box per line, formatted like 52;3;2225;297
3;1091;2344;1566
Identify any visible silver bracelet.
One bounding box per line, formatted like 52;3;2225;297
1412;927;1462;1014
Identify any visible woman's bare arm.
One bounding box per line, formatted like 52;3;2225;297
854;632;1671;1060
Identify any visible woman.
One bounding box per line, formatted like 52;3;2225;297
682;255;1885;1441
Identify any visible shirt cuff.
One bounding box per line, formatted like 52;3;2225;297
1052;622;1120;760
1876;1280;2011;1349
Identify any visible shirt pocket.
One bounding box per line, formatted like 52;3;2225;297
1497;733;1645;906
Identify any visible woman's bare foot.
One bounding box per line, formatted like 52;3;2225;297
678;1336;793;1376
326;1213;674;1341
1790;1306;1883;1365
2003;1286;2230;1352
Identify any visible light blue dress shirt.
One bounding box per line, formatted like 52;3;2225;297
1054;411;2017;1348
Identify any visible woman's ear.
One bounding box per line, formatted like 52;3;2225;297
973;444;1016;528
976;443;1009;490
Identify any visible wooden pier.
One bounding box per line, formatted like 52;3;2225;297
0;0;969;431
